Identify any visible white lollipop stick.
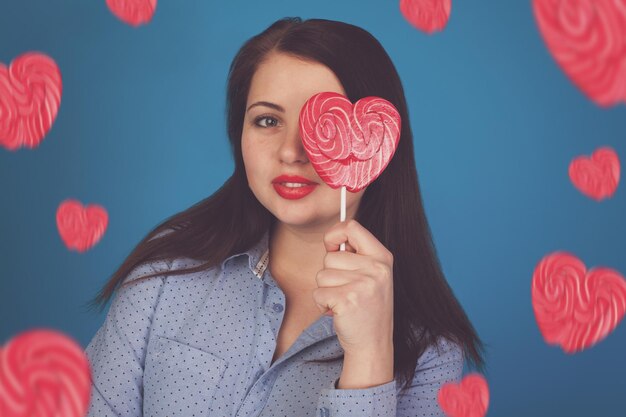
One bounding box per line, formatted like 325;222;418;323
340;185;346;252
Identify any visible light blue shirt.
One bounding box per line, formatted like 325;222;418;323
85;227;464;416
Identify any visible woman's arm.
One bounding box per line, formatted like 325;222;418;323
315;337;464;417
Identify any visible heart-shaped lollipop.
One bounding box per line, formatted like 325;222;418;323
532;0;626;107
0;52;62;151
568;146;620;201
400;0;452;34
106;0;157;27
0;329;92;417
437;373;490;417
56;199;109;253
531;251;626;353
299;91;401;193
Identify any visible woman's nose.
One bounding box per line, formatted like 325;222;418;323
278;128;309;164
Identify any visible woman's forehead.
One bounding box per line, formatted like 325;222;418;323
248;55;346;108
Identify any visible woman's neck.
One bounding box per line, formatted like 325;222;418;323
268;220;327;295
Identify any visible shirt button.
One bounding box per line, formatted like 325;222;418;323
319;407;330;417
272;303;284;313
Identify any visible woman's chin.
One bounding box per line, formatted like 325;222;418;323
272;211;339;231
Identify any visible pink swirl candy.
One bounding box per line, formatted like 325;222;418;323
106;0;157;27
531;251;626;353
56;199;109;253
0;52;62;151
568;146;620;201
0;329;91;417
299;92;401;192
400;0;452;34
533;0;626;106
437;373;489;417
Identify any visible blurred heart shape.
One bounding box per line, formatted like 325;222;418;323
532;0;626;107
0;52;62;151
568;146;620;201
106;0;157;26
437;373;489;417
0;329;91;417
532;251;626;353
399;0;452;34
56;199;109;252
299;91;401;192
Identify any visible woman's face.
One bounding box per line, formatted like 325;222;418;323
242;52;366;231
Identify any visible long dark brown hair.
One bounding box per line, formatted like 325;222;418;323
84;16;488;395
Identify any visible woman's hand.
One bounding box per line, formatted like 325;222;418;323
312;219;394;356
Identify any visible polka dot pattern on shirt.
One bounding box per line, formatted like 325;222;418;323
84;227;464;417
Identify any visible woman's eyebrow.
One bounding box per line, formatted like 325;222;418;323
246;101;285;113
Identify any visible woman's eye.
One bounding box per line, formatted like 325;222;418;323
254;115;279;128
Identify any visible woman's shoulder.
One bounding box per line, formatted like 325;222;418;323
138;227;221;285
121;258;172;286
417;335;464;369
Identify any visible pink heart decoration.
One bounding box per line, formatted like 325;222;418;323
532;0;626;107
437;373;489;417
0;329;92;417
531;251;626;353
0;52;62;151
56;199;109;252
400;0;452;34
106;0;157;27
568;146;620;201
299;92;401;192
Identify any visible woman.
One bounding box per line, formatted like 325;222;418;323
84;16;487;417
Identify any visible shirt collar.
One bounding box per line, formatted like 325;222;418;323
219;227;338;340
220;228;270;279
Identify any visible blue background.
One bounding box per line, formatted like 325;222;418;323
1;1;624;415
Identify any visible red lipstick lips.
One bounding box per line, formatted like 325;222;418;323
272;174;318;200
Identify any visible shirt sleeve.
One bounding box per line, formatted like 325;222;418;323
315;337;464;417
84;261;169;417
